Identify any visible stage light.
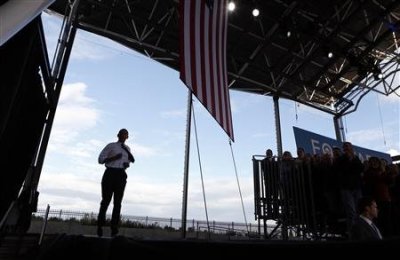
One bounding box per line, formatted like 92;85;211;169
373;71;383;80
372;65;383;80
322;45;334;59
228;2;235;11
286;30;291;37
252;8;259;17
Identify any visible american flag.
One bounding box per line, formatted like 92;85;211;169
179;0;234;141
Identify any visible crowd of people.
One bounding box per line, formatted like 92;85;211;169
264;142;400;240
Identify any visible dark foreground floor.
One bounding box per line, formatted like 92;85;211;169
2;233;400;259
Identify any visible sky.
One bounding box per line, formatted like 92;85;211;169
37;11;400;224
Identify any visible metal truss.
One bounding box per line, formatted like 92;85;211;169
47;0;400;116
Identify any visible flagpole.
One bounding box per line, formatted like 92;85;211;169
181;89;192;238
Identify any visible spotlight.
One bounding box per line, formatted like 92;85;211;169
322;45;333;59
286;30;291;38
228;2;235;11
252;8;259;17
373;71;383;80
372;66;383;80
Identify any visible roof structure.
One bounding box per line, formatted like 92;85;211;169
1;0;400;243
47;0;400;115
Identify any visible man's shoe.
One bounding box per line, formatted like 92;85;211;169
97;227;103;237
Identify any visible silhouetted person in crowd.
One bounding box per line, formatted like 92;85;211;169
296;147;306;161
363;156;394;237
282;151;293;161
337;141;364;235
350;197;382;240
332;146;342;159
329;146;345;227
97;128;135;237
266;149;273;160
390;163;400;236
262;149;278;218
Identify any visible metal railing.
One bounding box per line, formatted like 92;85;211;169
32;208;271;239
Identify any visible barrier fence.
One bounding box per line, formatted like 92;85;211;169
32;208;269;239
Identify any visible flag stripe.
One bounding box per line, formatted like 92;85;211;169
180;0;234;141
208;4;217;119
221;1;232;135
199;3;207;105
216;0;224;126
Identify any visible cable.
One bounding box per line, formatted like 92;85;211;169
376;93;387;146
229;140;249;233
191;102;210;234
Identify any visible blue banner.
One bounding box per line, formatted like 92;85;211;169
293;126;392;163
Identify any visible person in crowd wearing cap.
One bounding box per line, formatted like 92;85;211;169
96;128;135;237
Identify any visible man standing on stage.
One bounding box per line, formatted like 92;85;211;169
97;128;135;237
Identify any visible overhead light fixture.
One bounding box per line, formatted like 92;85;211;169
373;71;383;80
372;65;383;80
373;74;383;80
322;45;334;59
228;2;235;11
252;8;259;17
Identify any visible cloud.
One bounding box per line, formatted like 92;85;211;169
52;82;99;136
230;92;266;114
347;128;384;144
378;91;400;103
293;102;332;121
132;143;160;157
71;33;118;61
184;176;254;222
160;109;186;119
346;126;399;156
251;132;273;138
38;171;256;223
387;149;400;156
46;82;101;161
38;172;100;211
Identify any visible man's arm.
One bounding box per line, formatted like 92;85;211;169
98;143;122;164
103;153;122;163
